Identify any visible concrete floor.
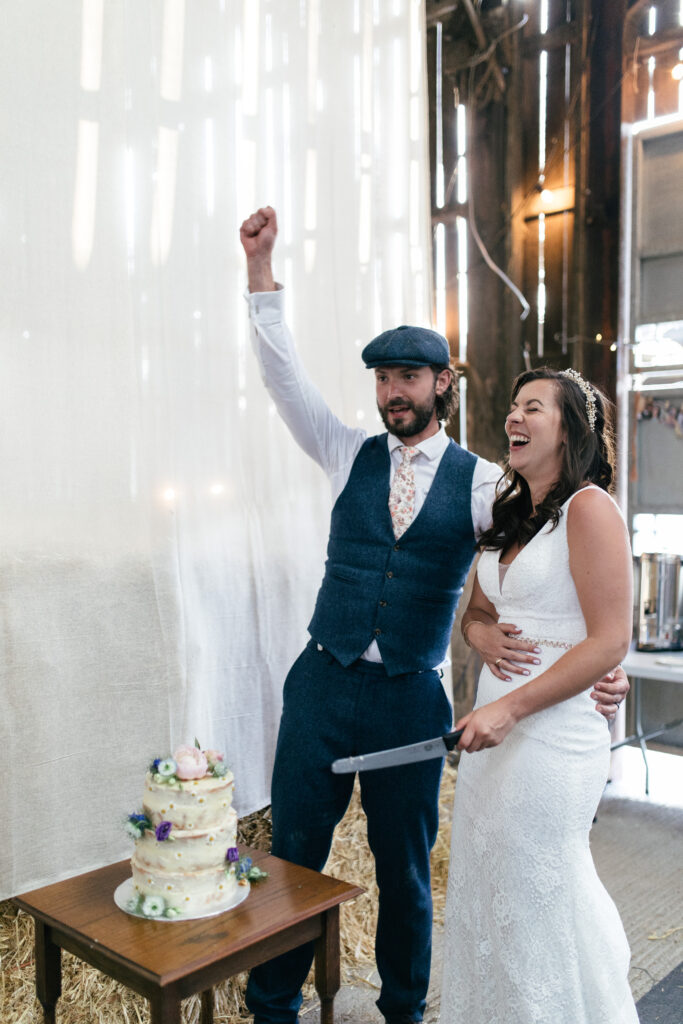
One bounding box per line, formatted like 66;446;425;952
300;747;683;1023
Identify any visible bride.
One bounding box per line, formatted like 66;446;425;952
440;367;639;1023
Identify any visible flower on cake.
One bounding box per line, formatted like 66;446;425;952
141;896;166;917
225;848;269;884
200;741;233;777
156;758;177;778
237;856;253;880
125;891;181;919
236;857;268;883
174;745;208;780
125;812;175;844
155;820;173;842
147;741;231;785
125;812;153;839
205;749;230;778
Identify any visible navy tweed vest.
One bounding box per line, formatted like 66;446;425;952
308;434;477;676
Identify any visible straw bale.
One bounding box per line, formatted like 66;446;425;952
1;766;456;1022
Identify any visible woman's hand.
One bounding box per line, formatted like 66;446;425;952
465;620;541;680
456;700;518;752
591;665;630;720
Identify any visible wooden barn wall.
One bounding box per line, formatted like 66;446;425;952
625;0;683;122
427;0;681;716
428;0;629;719
427;0;633;469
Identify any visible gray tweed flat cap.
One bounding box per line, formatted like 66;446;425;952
362;325;450;368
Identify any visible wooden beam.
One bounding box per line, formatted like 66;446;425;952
625;0;651;27
630;26;683;60
573;0;591;374
425;2;458;26
431;203;469;225
460;0;506;94
521;22;579;58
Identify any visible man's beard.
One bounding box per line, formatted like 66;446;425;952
378;390;437;438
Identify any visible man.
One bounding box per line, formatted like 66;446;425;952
239;206;628;1024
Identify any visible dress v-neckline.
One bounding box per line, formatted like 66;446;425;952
496;485;597;592
496;518;552;594
498;546;526;594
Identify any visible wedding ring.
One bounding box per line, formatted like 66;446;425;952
494;657;503;667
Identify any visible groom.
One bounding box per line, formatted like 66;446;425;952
239;206;628;1024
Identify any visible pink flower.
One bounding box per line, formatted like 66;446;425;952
173;745;208;780
203;749;224;765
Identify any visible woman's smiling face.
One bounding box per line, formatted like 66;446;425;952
505;378;566;484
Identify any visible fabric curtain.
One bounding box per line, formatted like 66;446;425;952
0;0;432;897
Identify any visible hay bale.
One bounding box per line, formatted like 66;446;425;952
323;762;457;969
1;767;456;1022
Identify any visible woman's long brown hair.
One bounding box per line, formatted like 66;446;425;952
478;367;616;554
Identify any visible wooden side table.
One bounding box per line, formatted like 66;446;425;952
14;847;363;1024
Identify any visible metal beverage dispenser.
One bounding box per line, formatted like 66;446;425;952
636;553;683;651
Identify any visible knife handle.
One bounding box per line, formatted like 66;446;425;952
442;727;465;751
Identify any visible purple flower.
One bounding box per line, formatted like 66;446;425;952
155;820;173;841
129;813;148;823
226;846;239;863
152;758;161;772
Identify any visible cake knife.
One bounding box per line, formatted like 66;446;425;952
331;727;465;773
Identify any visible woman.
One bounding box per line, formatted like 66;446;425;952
440;367;639;1023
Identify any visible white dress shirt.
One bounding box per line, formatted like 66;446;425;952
246;286;502;664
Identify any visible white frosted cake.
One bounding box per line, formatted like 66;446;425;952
125;743;244;919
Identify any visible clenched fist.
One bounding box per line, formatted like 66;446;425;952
240;206;278;262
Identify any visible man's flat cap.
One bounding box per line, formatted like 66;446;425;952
362;324;450;368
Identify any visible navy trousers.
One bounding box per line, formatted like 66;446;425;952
245;640;452;1024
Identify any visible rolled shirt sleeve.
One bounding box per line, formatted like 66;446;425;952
471;456;502;539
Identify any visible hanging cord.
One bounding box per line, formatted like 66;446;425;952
442;12;531;320
447;12;529;75
465;53;531;321
466;141;531;320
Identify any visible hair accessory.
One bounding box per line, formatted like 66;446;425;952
559;368;597;432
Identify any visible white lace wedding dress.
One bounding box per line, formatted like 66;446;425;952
440;490;639;1023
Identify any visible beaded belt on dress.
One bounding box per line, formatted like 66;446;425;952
517;635;575;650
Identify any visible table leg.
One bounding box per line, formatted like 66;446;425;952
34;920;61;1024
634;678;650;794
149;991;182;1024
200;988;214;1023
314;905;340;1024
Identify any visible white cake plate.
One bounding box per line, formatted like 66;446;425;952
114;876;250;922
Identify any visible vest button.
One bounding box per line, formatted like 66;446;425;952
374;628;382;636
393;543;400;550
386;571;393;578
379;600;387;607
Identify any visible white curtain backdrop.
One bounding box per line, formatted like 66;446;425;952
0;0;433;897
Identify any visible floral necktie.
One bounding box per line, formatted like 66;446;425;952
388;446;419;538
